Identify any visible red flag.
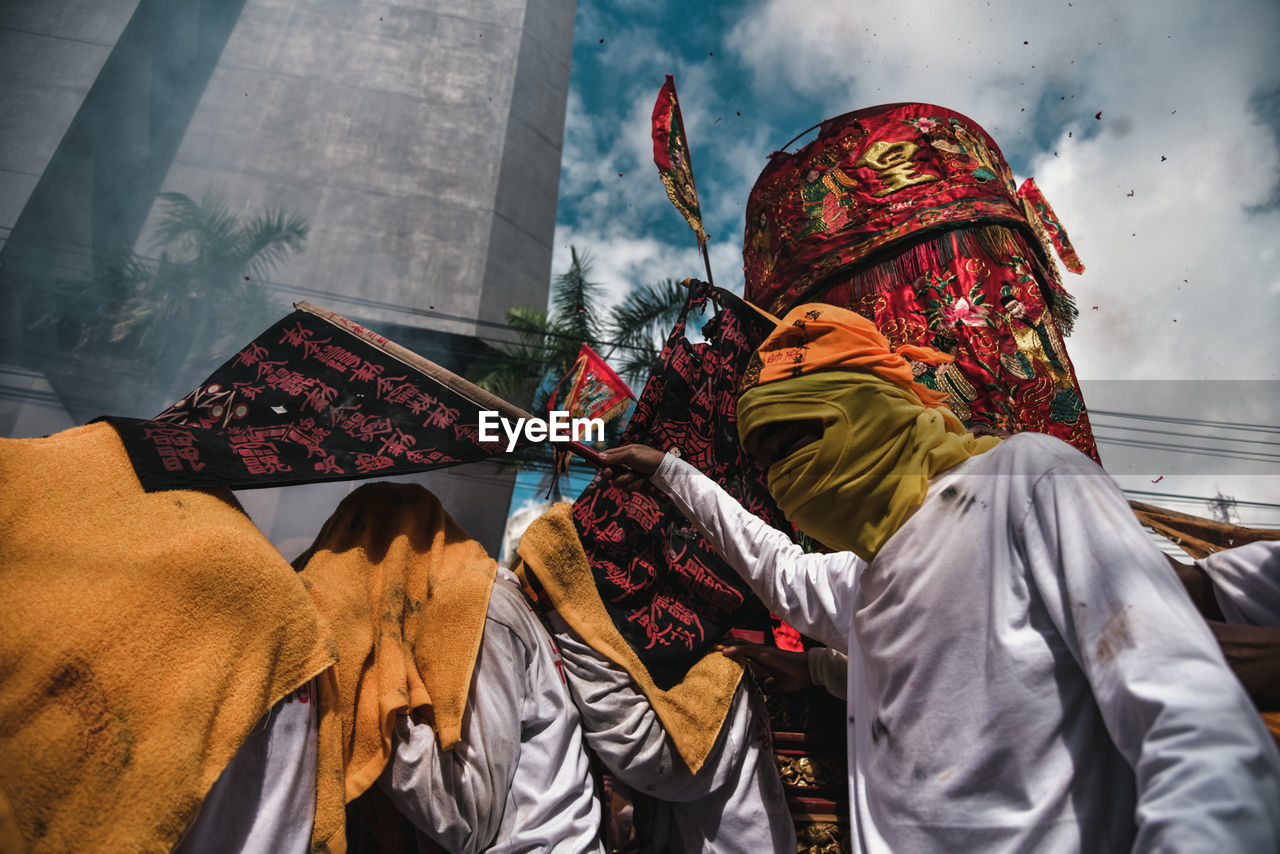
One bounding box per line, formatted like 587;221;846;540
652;75;709;246
558;343;633;424
1018;177;1085;274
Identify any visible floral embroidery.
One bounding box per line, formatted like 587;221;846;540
743;103;1095;460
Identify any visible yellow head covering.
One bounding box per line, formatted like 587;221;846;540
737;304;999;560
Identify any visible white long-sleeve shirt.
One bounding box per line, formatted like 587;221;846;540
550;616;796;854
380;569;604;854
1197;540;1280;626
177;569;602;854
653;431;1280;853
174;683;318;854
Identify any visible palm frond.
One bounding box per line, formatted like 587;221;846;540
467;306;559;406
96;253;157;295
606;278;687;351
552;246;605;347
149;190;238;259
603;278;689;382
503;306;555;342
613;349;664;383
238;209;309;280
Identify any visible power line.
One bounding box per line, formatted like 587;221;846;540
1095;434;1280;465
1091;408;1280;436
1091;419;1280;449
2;257;674;360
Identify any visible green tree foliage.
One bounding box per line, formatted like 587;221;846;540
551;245;605;352
604;277;689;382
471;247;689;414
468;246;691;488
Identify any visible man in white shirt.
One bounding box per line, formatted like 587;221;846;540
548;616;796;854
1196;540;1280;627
178;484;604;854
379;566;605;854
599;303;1280;852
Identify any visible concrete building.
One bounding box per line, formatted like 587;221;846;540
0;0;576;554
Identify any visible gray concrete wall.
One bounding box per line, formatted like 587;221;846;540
1;0;577;553
155;0;576;553
480;0;577;328
155;0;575;339
0;0;142;250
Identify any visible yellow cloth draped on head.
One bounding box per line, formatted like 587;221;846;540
737;304;1000;560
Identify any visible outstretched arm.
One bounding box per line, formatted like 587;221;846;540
722;641;848;699
598;445;860;650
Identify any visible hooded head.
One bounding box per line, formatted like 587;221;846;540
737;303;999;560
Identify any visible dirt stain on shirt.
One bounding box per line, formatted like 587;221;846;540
1094;608;1134;664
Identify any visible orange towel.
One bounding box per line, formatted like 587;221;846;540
514;503;742;774
296;483;496;854
0;423;333;854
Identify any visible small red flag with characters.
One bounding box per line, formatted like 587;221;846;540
1017;177;1085;275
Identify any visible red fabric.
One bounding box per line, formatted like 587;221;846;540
825;225;1098;459
559;343;633;423
652;75;708;245
572;286;790;689
771;620;805;653
1017;177;1085;274
744;103;1038;316
742;103;1096;461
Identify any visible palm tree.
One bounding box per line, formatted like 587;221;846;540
552;246;606;354
31;189;308;414
603;277;689;383
472;247;601;413
104;189;308;368
472;248;690;409
469;246;691;474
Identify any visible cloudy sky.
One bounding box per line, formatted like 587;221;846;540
546;0;1280;530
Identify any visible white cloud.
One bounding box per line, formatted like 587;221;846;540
723;0;1280;383
549;226;742;307
559;0;1280;523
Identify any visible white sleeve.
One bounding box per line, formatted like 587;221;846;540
1197;541;1280;626
1018;459;1280;850
650;453;860;651
550;620;796;853
174;685;318;854
378;619;524;854
552;620;742;799
806;647;849;700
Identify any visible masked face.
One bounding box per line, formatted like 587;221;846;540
742;418;824;472
738;370;993;559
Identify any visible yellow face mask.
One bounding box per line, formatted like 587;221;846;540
737;370;999;561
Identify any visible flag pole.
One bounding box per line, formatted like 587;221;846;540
296;301;606;467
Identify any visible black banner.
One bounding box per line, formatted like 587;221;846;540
572;284;796;689
107;305;508;491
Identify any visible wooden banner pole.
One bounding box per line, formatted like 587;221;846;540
296;301;606;467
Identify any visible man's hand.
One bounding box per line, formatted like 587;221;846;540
721;642;811;692
597;444;667;490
